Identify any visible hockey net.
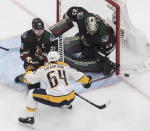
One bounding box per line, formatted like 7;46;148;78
56;0;150;75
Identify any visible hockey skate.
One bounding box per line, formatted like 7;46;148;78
66;104;73;109
18;117;34;128
61;104;73;109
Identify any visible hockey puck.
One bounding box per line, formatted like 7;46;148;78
124;73;129;77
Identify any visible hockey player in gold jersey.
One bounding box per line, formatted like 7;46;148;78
18;51;92;127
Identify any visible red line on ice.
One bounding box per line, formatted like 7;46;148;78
120;76;150;100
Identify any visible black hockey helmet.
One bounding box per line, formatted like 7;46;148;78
32;18;44;29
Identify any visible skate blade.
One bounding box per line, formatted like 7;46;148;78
60;105;73;109
18;121;34;129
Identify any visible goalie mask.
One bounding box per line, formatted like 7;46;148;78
85;16;98;35
47;51;60;62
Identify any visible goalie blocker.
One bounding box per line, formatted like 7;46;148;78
49;16;74;37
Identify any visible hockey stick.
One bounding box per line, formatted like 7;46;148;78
0;46;9;51
0;46;19;51
75;93;111;110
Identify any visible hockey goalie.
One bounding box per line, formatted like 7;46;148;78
50;6;118;76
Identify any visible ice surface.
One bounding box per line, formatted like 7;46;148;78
0;0;150;131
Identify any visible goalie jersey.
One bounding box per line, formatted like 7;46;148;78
24;62;89;96
66;6;116;56
50;6;116;57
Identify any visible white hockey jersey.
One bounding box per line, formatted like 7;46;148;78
24;62;85;96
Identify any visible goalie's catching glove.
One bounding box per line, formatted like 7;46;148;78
83;75;92;88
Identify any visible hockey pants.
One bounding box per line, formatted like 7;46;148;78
27;88;75;109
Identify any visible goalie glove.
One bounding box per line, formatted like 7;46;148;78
83;75;92;88
26;57;39;65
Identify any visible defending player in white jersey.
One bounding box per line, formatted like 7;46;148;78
18;51;92;127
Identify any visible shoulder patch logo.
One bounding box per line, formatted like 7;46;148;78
101;35;109;42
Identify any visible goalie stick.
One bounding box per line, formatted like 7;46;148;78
92;74;113;83
75;93;111;110
92;71;129;83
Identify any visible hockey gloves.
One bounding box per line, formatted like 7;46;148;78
83;75;92;88
26;57;39;65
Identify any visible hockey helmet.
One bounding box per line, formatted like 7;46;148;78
85;16;98;35
47;51;60;62
32;18;44;29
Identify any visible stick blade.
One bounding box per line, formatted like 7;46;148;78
97;100;111;109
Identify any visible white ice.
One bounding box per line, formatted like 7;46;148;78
0;0;150;131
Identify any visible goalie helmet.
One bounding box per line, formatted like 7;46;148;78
47;51;60;62
85;16;98;35
32;18;44;29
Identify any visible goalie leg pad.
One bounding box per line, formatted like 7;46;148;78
64;36;82;54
